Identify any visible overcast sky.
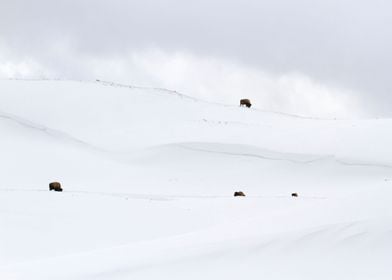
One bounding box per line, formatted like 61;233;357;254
0;0;391;118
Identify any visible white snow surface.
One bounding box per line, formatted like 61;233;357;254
0;79;391;279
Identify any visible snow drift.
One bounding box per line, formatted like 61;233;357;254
0;79;391;279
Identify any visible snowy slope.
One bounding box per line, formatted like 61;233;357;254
0;79;391;279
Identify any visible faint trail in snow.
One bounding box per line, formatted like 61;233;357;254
0;188;327;200
176;143;392;169
0;110;107;152
176;143;332;164
334;159;392;169
95;79;199;102
192;118;268;127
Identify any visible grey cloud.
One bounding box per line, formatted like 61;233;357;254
1;0;391;116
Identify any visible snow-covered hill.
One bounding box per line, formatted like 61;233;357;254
0;80;391;279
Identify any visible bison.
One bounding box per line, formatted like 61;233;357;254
291;192;298;197
234;191;246;197
240;99;252;108
49;182;63;192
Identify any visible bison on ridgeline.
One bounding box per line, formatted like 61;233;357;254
234;191;246;197
49;182;63;192
240;99;252;108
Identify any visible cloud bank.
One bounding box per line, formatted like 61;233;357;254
0;45;364;118
1;0;390;118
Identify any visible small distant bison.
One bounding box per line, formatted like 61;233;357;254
291;193;298;197
240;99;252;108
234;191;246;197
49;182;63;192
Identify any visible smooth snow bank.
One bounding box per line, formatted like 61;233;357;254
1;190;391;280
0;79;391;280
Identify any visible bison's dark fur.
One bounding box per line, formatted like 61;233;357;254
234;191;246;197
291;193;298;197
240;99;252;108
49;182;63;192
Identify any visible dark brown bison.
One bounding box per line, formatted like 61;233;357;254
291;193;298;197
49;182;63;192
234;191;246;197
240;99;252;108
